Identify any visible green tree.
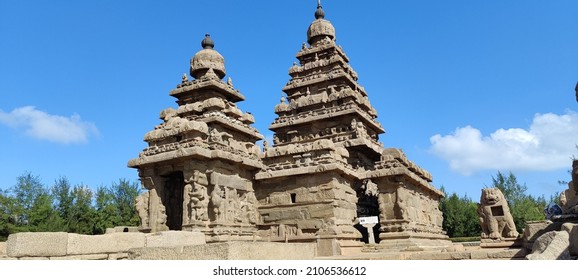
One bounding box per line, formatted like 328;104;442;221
6;172;62;233
489;171;546;232
92;186;120;234
110;179;141;226
0;191;14;241
439;187;480;238
9;172;46;231
68;185;95;234
27;191;62;232
51;176;74;231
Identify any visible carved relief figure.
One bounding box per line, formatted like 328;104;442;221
396;188;409;220
362;179;378;197
135;191;150;228
477;188;519;239
183;181;193;224
241;192;259;224
209;128;232;144
187;170;209;222
156;198;168;231
211;185;225;221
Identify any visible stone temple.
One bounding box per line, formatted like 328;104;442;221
128;2;450;254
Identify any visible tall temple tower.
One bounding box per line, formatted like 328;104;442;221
128;35;263;242
254;2;449;252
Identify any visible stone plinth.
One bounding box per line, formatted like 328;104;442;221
67;232;146;255
377;231;452;251
129;242;316;260
479;237;522;248
7;232;68;257
145;230;206;247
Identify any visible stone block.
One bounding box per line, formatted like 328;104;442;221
19;257;50;260
470;250;489;259
263;209;305;222
7;232;68;257
565;223;578;256
0;242;6;256
145;231;206;248
128;247;183;260
526;231;571;260
108;252;130;260
269;193;291;205
487;249;527;259
297;219;324;230
522;220;561;250
105;226;140;234
317;238;340;257
67;232;146;255
50;254;109;260
308;205;334;218
449;252;471;259
181;243;228;260
130;242;316;260
407;252;453;260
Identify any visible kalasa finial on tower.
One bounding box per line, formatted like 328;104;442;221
315;0;325;19
308;0;334;45
201;34;214;49
190;33;225;79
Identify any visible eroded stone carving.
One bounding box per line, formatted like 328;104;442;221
362;179;378;197
184;171;210;224
478;188;519;239
135;191;150;228
144;110;209;142
211;185;225;222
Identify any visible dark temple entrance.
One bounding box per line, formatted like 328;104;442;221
163;171;184;230
355;190;381;244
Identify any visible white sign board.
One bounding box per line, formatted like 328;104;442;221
359;216;378;224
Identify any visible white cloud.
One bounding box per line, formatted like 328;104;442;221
430;111;578;175
0;106;99;144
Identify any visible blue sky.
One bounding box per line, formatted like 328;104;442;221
1;1;577;200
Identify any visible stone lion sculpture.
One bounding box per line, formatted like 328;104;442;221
477;188;519;239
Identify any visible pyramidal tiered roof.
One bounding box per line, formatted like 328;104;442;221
258;2;390;179
129;34;263;170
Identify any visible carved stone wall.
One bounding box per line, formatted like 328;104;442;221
255;173;359;241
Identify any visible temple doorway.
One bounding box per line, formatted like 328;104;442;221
355;192;381;244
163;171;184;230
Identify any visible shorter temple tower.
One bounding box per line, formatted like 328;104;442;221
128;35;263;242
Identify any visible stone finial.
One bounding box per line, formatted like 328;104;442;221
315;0;325;19
201;33;214;49
307;0;335;45
190;34;226;79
